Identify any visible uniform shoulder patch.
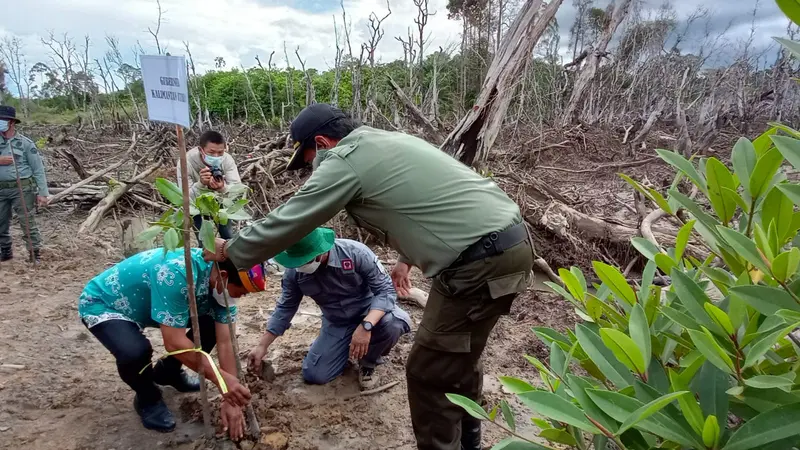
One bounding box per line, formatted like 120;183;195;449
341;258;354;272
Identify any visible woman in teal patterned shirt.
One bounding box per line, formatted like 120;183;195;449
79;247;266;440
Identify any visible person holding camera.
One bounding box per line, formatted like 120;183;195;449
177;130;242;240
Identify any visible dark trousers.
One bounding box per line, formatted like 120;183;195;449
302;312;409;385
406;240;534;450
87;316;216;405
192;215;233;241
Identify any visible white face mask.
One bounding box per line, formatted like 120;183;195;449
205;154;223;167
296;259;321;274
0;120;9;133
212;285;236;307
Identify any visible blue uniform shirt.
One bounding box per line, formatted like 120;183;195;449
267;239;411;336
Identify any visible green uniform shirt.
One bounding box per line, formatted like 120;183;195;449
0;133;49;196
226;127;521;277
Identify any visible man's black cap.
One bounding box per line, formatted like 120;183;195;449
0;105;20;124
287;103;348;171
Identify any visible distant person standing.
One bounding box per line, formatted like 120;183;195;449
176;130;242;240
0;106;49;264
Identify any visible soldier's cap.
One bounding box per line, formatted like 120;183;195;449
0;105;20;124
287;103;348;171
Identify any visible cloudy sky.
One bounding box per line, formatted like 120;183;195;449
0;0;790;88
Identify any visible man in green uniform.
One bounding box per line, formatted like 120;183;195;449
206;104;534;450
0;106;49;263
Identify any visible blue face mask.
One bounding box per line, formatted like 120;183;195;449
0;120;9;133
205;155;223;167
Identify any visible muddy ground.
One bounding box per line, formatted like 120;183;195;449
0;211;574;450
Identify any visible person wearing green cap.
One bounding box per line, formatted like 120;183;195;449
247;227;411;390
206;104;534;450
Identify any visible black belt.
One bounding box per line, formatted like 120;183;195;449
451;222;528;268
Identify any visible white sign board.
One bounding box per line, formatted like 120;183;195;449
140;55;190;128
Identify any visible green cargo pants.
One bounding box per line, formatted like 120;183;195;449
406;239;534;450
0;183;42;252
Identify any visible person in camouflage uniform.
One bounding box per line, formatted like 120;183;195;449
0;106;49;264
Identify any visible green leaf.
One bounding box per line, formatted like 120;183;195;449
523;355;556;379
225;198;248;214
717;227;771;274
488;405;499;421
499;400;515;432
704;302;735;336
656;149;707;194
692;362;730;422
154;178;184;206
706;157;738;224
671;270;719;332
669;189;723;245
199;219;216;253
753;223;775;262
516;390;601;434
225;209;252;221
490;438;551;450
628;304;651;369
531;417;551;429
587;390;703;448
566;375;619;433
445;394;489;420
163;227;180;251
722;403;800;450
687;328;735;374
538;428;578;446
660;305;701;331
600;328;648;374
593;261;637;306
218;210;229;226
729;285;800;316
648;187;674;214
559;268;585;303
498;376;535;394
576;324;635;387
674;220;696;263
136;225;163;243
544;282;578;307
615;391;690;436
669;369;705;435
532;327;572;348
749;147;785;200
744;374;795;392
732;138;758;197
762;186;795;242
632;237;662;261
702;415;721;449
722;186;751;213
775;36;800;59
744;323;800;368
753;127;778;157
772;134;800;171
772;248;800;283
780;183;800;209
654;253;677;275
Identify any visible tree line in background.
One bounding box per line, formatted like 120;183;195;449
1;0;800;154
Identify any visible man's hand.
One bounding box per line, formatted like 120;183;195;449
391;262;413;297
220;401;245;441
204;237;227;262
36;196;49;207
199;167;213;186
208;177;225;191
0;156;13;166
221;372;251;407
350;325;371;360
248;343;269;374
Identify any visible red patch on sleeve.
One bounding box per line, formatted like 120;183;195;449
342;259;354;271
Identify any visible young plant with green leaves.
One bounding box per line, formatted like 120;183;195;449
448;28;800;447
136;178;252;252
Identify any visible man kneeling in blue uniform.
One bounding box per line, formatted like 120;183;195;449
248;227;411;389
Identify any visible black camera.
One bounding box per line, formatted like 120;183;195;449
210;166;224;181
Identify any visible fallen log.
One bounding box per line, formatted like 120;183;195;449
388;76;445;143
49;159;129;204
78;162;163;234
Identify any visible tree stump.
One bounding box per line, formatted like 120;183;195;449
121;217;153;257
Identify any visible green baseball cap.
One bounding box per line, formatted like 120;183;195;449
274;227;336;268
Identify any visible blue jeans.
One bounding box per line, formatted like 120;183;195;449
86;316;216;405
301;312;410;385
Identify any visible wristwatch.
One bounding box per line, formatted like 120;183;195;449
361;320;374;332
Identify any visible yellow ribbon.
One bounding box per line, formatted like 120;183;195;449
139;348;228;394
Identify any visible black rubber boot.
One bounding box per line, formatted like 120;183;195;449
0;247;11;262
153;362;201;393
461;416;482;450
134;395;176;432
30;249;40;265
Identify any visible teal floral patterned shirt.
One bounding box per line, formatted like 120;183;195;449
78;248;237;329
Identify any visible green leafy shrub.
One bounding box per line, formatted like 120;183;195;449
449;28;800;446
